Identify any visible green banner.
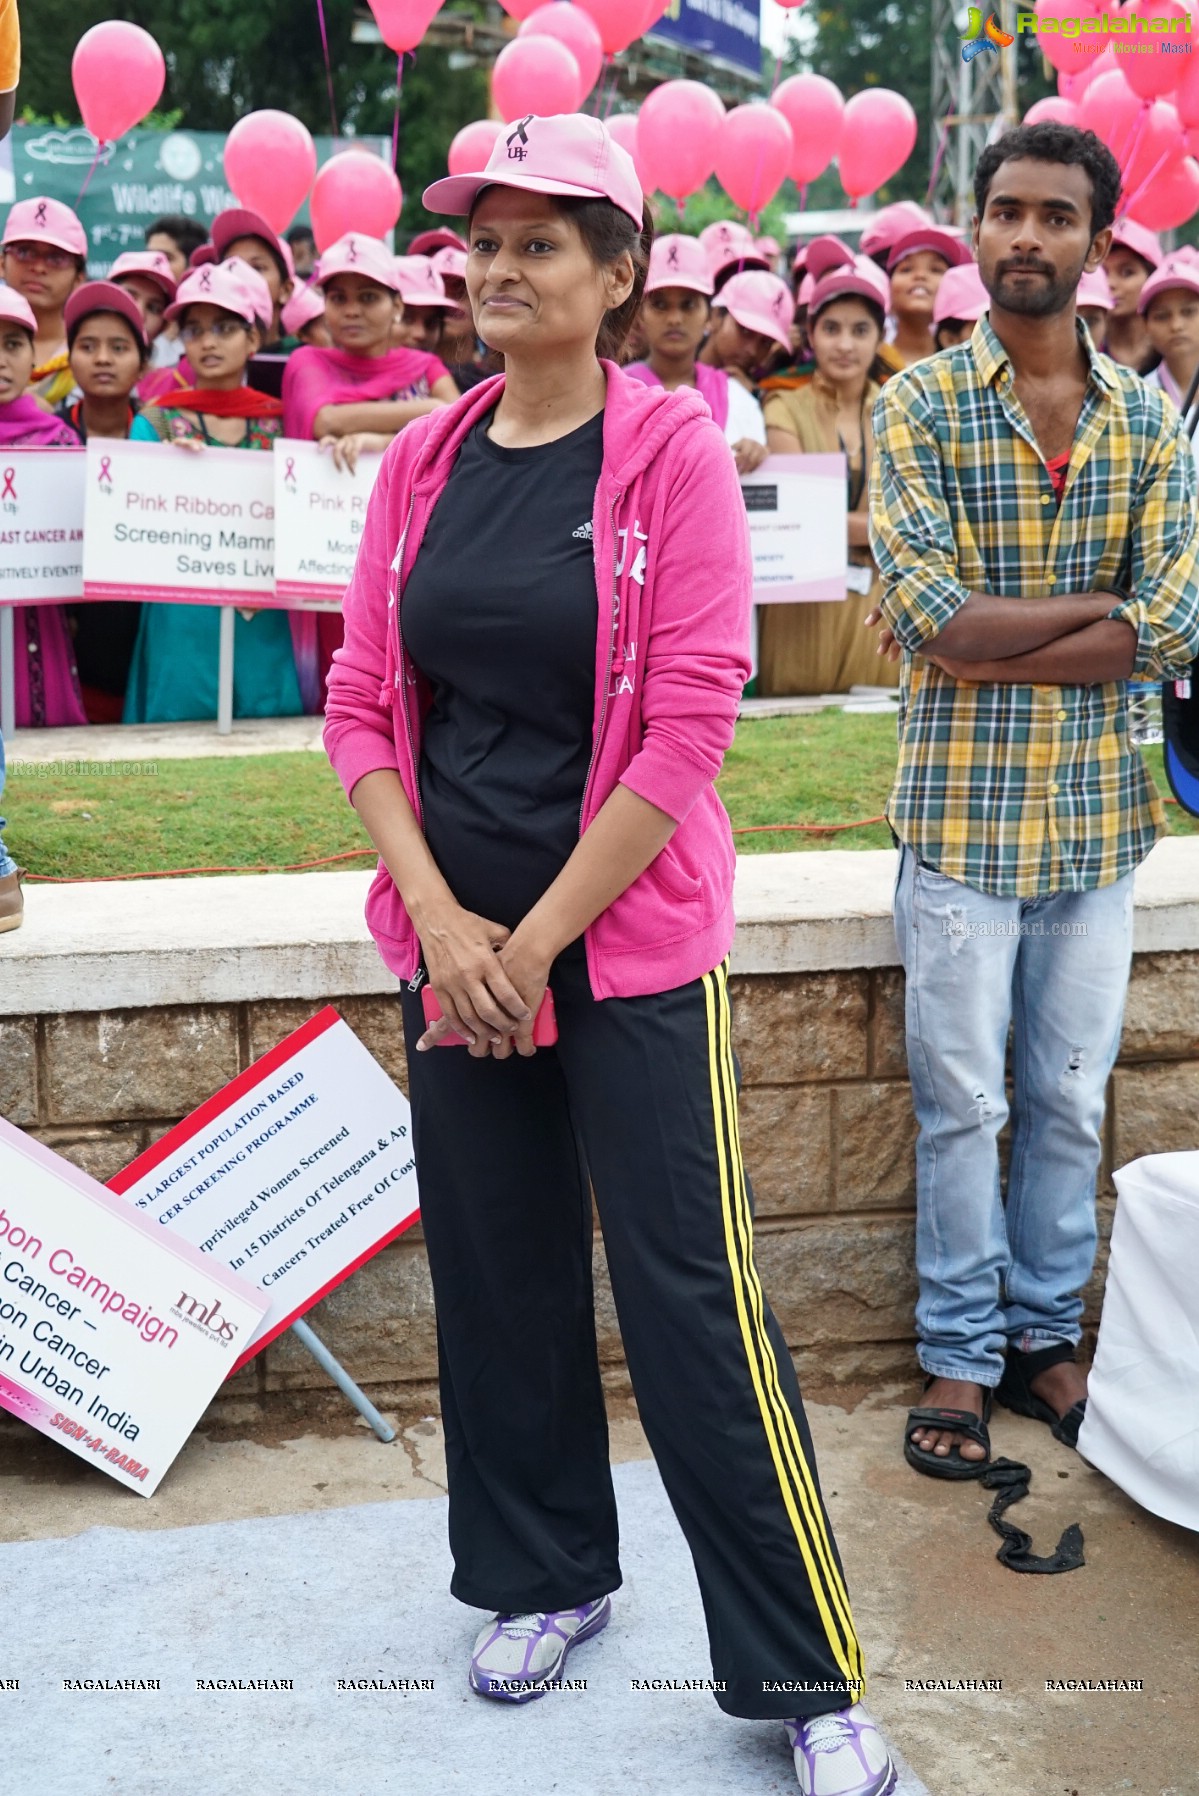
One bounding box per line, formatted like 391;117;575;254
6;125;390;275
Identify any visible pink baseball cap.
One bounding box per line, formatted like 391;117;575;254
0;288;38;335
165;261;268;329
931;260;989;328
717;270;794;353
109;250;177;300
1108;218;1163;272
315;233;402;293
190;244;218;270
408;227;469;257
212;208;296;283
281;282;327;337
805;235;855;282
809;256;890;320
645;233;714;297
1138;255;1199;315
3;196;87;259
431;245;468;285
756;235;781;260
65;281;149;350
393;255;457;309
887;227;972;274
1076;267;1113;312
858;200;934;260
423;114;643;231
798;271;815;307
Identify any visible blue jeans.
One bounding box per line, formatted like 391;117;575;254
0;732;15;879
893;842;1134;1387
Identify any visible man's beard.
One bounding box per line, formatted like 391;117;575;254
989;258;1085;318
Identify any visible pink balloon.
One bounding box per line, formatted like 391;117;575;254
606;112;651;194
574;0;653;54
1059;47;1117;96
494;0;542;18
1024;96;1080;126
1187;124;1199;155
837;89;918;202
771;72;844;186
714;103;793;216
224;112;316;236
636;79;726;203
72;22;165;145
367;0;444;52
1175;35;1199;123
1125;152;1199;226
1032;0;1111;75
1118;0;1193;102
310;150;403;255
638;0;671;27
492;37;583;118
518;3;604;99
1079;67;1146;163
448;119;503;176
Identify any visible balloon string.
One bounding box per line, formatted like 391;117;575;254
799;183;808;213
603;61;621;120
315;0;340;140
1118;145;1175;219
392;51;414;170
1116;98;1150;175
592;54;611;117
77;141;105;204
925;111;953;208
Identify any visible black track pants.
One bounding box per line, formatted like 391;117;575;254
399;953;865;1720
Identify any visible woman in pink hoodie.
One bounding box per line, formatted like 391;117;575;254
323;114;890;1796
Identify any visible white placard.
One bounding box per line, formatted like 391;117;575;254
273;438;382;609
0;1117;269;1497
742;452;849;603
0;447;86;607
110;1008;420;1371
82;436;284;608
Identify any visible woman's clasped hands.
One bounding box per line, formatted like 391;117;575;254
415;904;552;1059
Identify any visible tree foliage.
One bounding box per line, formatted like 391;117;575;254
16;0;488;233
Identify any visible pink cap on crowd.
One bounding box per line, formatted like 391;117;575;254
190;244;218;269
809;256;890;319
858;200;934;260
431;245;468;284
393;255;457;309
798;271;815;306
756;235;780;260
804;235;855;282
700;220;756;261
1108;218;1163;272
887;227;972;274
221;257;274;329
645;233;714;297
315;233;402;292
65;280;149;349
0;288;38;334
408;227;469;257
423;114;644;231
1076;267;1113;312
281;282;327;337
931;260;989;328
1138;254;1199;314
212;207;296;283
165;260;269;329
717;270;794;352
2;196;87;258
109;250;177;299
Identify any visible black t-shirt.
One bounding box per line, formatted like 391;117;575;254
400;406;603;943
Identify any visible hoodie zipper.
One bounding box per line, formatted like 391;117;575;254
578;486;623;835
390;493;423;830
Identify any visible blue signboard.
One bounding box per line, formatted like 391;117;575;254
647;0;763;79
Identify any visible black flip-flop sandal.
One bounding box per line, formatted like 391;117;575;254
995;1343;1087;1448
903;1383;993;1480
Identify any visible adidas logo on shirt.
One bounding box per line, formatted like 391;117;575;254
572;521;593;540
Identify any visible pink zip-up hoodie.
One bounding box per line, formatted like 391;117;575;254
323;360;752;1001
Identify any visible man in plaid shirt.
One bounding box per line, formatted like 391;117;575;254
868;123;1199;1478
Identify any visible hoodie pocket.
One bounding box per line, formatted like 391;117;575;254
647;842;703;902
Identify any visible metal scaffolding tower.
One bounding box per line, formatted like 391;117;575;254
928;0;1020;226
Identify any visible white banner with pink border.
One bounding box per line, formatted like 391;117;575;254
0;1116;268;1497
273;438;383;610
0;447;86;607
742;453;850;603
82;436;284;608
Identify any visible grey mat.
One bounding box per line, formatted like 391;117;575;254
2;1457;931;1796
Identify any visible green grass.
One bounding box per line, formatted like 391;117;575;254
4;712;1195;881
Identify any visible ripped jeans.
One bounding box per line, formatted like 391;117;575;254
893;842;1135;1387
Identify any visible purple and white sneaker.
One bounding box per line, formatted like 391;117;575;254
786;1705;897;1796
468;1596;611;1703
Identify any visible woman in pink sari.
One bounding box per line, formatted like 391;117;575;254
0;289;86;727
282;233;459;711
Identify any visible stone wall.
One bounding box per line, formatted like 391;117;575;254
5;947;1198;1428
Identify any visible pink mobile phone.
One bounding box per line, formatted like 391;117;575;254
420;984;558;1047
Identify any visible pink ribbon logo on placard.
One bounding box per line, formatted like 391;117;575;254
0;468;15;501
98;455;113;490
284;456;297;491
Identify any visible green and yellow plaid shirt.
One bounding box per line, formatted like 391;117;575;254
869;316;1199;896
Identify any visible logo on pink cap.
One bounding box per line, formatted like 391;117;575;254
507;117;533;163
